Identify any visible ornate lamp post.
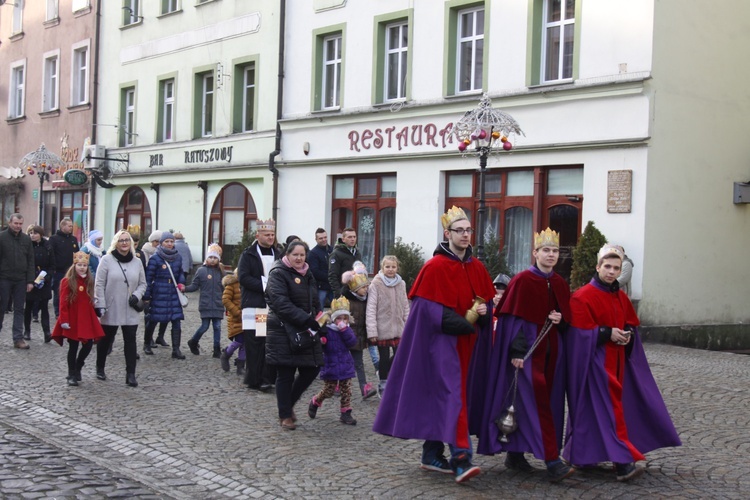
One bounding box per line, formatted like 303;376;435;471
19;144;66;227
453;94;524;261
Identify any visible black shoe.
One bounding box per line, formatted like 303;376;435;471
32;316;39;323
74;370;82;382
67;376;79;387
172;349;186;360
339;410;357;425
136;353;141;360
547;460;575;483
220;348;230;372
505;452;536;472
44;332;52;343
259;383;274;393
155;336;169;347
187;339;200;355
144;344;153;355
213;346;221;358
235;359;245;376
126;373;138;387
308;398;319;419
23;332;31;340
96;370;107;381
615;462;644;482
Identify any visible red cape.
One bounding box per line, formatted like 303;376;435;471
570;280;640;329
496;267;571;324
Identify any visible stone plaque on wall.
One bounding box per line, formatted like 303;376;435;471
607;170;632;213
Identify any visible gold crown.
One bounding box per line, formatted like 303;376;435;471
597;244;624;262
441;205;468;230
331;296;350;313
126;224;140;234
534;228;560;249
73;251;90;264
256;218;276;232
348;273;369;291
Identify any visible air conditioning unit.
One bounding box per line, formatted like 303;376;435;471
83;144;106;170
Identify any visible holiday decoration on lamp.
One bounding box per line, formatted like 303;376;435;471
452;93;524;155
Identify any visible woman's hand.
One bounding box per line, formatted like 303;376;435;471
511;358;524;369
548;311;562;324
177;284;185;292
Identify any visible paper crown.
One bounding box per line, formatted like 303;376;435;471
126;224;140;235
330;296;351;321
534;228;560;249
257;218;276;231
597;244;624;262
441;205;469;230
73;251;90;264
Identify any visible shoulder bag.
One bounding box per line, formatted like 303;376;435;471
165;259;189;308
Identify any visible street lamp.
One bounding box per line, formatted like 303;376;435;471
19;144;66;228
453;93;524;261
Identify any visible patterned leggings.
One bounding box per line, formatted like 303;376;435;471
313;378;353;411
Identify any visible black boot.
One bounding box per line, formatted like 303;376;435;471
213;346;221;359
126;373;138;387
155;334;169;347
187;338;200;355
74;361;84;382
235;359;245;376
66;370;78;386
143;343;153;355
171;330;186;359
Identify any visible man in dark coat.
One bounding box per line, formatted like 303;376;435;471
328;227;361;298
307;227;333;308
48;217;79;317
237;219;280;391
0;214;35;349
373;207;495;484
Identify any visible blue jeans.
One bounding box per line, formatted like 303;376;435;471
367;345;380;372
318;289;332;309
191;317;222;347
422;440;473;464
350;349;367;393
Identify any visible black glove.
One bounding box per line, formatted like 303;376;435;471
129;294;139;307
306;316;321;331
95;308;105;318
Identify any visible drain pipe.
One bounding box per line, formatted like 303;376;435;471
89;0;103;232
268;0;286;223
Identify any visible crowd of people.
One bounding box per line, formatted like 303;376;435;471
0;209;679;487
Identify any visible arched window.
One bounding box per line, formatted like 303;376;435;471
209;182;257;265
116;186;152;239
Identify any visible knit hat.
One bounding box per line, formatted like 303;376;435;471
206;243;222;260
330;296;351;322
148;230;162;243
160;231;175;243
88;229;103;243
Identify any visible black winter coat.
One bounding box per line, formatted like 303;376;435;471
48;230;79;272
27;238;55;301
238;241;279;309
265;261;323;368
327;241;362;297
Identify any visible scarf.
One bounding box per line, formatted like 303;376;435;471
112;249;134;263
379;271;402;288
156;245;179;263
594;273;620;293
83;241;103;259
281;255;309;275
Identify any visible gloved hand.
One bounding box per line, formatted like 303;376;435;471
61;323;70;329
95;308;106;318
177;283;185;292
129;294;139;307
306;316;321;331
368;337;378;346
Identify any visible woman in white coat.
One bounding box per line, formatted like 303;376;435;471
94;230;147;387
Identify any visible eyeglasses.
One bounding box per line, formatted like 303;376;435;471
118;239;131;244
449;228;474;235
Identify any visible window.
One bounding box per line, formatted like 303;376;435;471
158;78;175;142
322;34;342;109
42;52;60;112
123;0;140;25
384;22;408;101
9;61;26;119
72;0;90;12
541;0;576;83
197;72;214;138
46;0;59;21
161;0;179;15
116;187;152;238
332;175;397;273
12;0;24;35
120;87;136;147
445;166;583;281
456;6;484;93
232;62;255;133
1;193;17;228
71;41;90;106
209;183;257;265
61;191;88;243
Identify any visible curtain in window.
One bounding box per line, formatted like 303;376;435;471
378;207;396;263
357;207;376;273
504;207;532;275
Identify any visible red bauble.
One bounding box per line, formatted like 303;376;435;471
458;142;467;152
503;141;513;151
478;129;487;140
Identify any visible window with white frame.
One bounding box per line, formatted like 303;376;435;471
71;41;90;106
456;6;484;93
159;79;175;142
46;0;59;21
72;0;90;12
42;51;60;112
123;88;136;146
322;34;342;109
384;21;408;101
161;0;179;14
241;64;255;132
8;60;26;119
123;0;140;25
201;73;214;137
12;0;24;34
542;0;575;82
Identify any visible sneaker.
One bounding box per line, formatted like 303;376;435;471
362;382;377;400
340;410;357;425
615;462;644;482
547;460;575;483
220;348;231;372
187;339;200;355
451;453;481;483
308;398;319;419
420;455;452;474
504;452;536;472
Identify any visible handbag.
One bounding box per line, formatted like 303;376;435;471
165;259;188;308
281;285;316;353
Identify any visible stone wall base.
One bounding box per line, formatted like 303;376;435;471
640;323;750;351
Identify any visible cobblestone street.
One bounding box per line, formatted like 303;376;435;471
1;301;748;498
